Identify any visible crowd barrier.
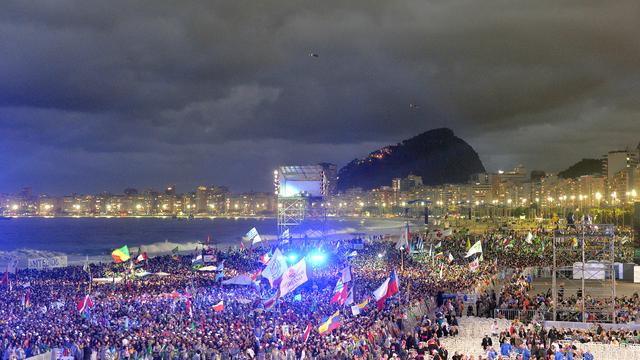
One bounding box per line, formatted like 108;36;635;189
26;352;53;360
544;320;640;331
493;308;553;321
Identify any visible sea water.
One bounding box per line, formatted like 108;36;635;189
0;216;405;265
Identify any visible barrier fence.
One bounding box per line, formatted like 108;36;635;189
492;308;554;322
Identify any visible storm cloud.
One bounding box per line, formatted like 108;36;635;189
1;0;639;194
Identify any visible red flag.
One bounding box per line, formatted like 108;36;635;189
185;289;193;318
303;322;311;343
135;252;148;263
330;279;348;305
213;300;224;312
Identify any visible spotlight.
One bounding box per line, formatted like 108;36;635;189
287;253;298;263
308;251;327;266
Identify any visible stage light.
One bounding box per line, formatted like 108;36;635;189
377;253;384;258
287;253;298;263
308;251;326;265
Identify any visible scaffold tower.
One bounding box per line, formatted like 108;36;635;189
551;224;617;323
274;165;327;244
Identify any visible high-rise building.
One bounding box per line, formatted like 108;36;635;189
603;150;638;181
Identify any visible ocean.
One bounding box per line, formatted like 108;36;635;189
0;217;406;265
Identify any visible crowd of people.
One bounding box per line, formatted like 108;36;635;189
0;225;636;360
0;236;498;360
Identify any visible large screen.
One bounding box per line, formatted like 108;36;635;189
279;179;323;197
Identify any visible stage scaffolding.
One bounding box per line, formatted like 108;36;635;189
551;224;617;323
274;165;328;244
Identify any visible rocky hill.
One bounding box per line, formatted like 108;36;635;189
337;128;485;191
557;158;602;179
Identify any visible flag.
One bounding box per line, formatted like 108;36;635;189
250;268;263;282
293;294;302;302
318;311;340;335
339;266;352;283
279;258;308;298
373;270;399;310
281;228;290;239
442;229;452;237
77;294;93;318
82;259;89;273
22;288;31;309
213;300;224;312
239;241;246;251
246;227;262;244
351;298;369;316
396;223;410;251
330;278;348;305
111;245;130;263
215;270;224;281
434;252;444;261
466;238;471;250
302;322;311;343
347;250;358;257
171;246;179;260
469;258;480;272
435;241;442;248
262;249;288;288
136;252;149;263
185;288;193;318
345;288;354;306
525;232;533;244
448;253;454;264
260;251;272;265
216;260;225;271
439;264;443;279
465;240;482;258
263;289;280;310
191;254;204;270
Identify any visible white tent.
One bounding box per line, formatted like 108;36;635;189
221;274;253;286
197;265;219;272
135;271;152;277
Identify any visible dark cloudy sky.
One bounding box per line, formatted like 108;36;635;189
1;1;639;195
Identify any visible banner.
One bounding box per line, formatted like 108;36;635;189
262;249;288;287
279;258;308;297
28;256;68;270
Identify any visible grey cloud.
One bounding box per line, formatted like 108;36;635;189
0;0;639;193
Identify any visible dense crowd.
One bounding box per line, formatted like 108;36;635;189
0;237;499;360
0;225;636;360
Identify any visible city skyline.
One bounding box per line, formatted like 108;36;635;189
1;1;639;194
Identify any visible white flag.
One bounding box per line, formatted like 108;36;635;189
465;240;483;258
281;228;290;239
345;288;354;306
252;234;262;245
525;232;533;244
246;227;261;244
469;258;480;272
340;266;352;283
279;258;308;298
262;249;288;287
